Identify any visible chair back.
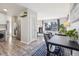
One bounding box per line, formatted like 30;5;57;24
44;34;49;43
44;33;53;43
48;33;53;39
44;33;52;51
44;33;49;51
44;33;63;56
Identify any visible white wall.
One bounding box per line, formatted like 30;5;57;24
28;9;37;41
21;16;29;43
21;8;37;44
0;13;7;24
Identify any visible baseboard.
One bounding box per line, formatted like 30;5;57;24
20;38;37;45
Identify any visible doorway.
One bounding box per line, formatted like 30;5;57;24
11;16;21;40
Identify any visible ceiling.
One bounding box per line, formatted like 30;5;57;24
0;3;26;16
0;3;70;20
19;3;70;20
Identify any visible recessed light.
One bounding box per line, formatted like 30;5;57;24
3;9;8;12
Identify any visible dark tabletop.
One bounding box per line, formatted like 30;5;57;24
48;35;79;51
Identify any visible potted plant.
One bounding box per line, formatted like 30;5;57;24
59;24;79;42
59;24;67;34
65;29;78;41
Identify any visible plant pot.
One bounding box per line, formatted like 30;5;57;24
69;37;77;42
77;40;79;45
69;37;79;45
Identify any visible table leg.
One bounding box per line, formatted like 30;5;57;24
71;50;73;56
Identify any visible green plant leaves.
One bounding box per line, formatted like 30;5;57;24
59;24;66;33
65;29;78;40
59;24;78;40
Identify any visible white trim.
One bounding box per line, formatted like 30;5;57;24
20;38;37;45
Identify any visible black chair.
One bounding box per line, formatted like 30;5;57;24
44;33;63;56
0;33;4;38
0;33;4;41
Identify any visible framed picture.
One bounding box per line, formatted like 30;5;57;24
43;19;59;31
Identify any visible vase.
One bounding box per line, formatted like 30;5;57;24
69;37;79;45
69;37;77;42
77;40;79;45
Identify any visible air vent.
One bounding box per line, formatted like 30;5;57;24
20;12;27;17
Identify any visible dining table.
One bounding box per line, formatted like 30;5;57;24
48;34;79;55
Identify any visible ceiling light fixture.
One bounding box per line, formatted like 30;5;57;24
3;9;8;12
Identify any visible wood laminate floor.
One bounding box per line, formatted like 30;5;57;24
0;36;44;56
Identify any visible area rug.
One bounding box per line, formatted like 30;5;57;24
32;43;64;56
32;44;47;56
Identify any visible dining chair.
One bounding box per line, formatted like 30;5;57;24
47;32;53;39
0;33;4;41
44;33;64;56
